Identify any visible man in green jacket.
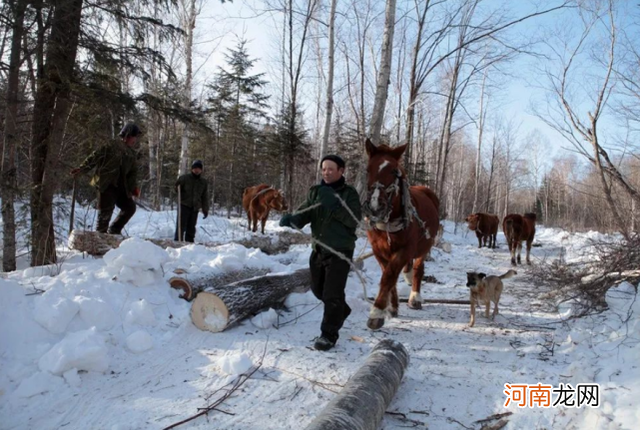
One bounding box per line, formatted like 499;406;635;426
279;155;362;351
174;160;209;242
71;123;141;235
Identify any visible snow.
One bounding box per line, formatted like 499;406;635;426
250;308;279;329
34;292;79;334
38;327;109;375
0;207;638;430
126;330;154;353
218;352;254;375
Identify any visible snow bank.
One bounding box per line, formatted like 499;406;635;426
38;327;109;375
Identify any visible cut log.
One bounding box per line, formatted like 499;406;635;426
169;268;271;301
188;268;312;332
68;229;311;256
304;339;409;430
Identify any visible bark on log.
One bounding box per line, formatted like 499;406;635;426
304;339;409;430
68;230;311;256
169;268;272;301
188;268;312;332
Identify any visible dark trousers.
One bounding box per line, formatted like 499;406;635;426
309;249;353;342
175;204;198;242
97;185;136;234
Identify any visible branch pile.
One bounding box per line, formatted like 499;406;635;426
530;234;640;317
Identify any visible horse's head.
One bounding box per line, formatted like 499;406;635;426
466;213;479;231
268;189;288;212
363;138;407;222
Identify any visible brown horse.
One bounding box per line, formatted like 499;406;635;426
502;213;536;265
242;184;288;234
465;213;499;248
363;139;440;329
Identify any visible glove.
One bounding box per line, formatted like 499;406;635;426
279;214;293;227
132;187;141;198
317;186;340;210
202;211;208;219
70;168;81;176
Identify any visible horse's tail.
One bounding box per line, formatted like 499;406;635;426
505;218;514;240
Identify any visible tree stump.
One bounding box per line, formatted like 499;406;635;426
187;268;312;332
304;339;410;430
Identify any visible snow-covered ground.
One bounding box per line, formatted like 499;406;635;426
0;207;638;430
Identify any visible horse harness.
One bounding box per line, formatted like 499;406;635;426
368;168;430;239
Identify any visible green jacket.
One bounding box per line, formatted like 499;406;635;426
176;173;209;213
78;140;138;195
289;179;362;252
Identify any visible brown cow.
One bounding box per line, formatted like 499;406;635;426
465;213;499;249
503;213;537;266
242;184;288;234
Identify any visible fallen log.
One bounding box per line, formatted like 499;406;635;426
304;339;409;430
188;268;312;332
367;297;471;305
169;268;271;301
68;229;311;256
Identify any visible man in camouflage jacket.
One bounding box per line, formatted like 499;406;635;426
71;123;141;235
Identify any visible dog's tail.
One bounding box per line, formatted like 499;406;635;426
499;269;517;279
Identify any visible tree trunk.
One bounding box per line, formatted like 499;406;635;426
169;268;271;301
187;268;312;332
318;0;337;172
68;229;312;256
30;0;84;267
472;68;488;214
1;0;27;272
178;0;197;176
368;0;396;145
304;339;409;430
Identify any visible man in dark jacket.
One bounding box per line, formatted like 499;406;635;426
279;155;362;351
175;160;209;242
71;123;141;235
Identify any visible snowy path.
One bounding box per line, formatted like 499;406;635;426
1;217;637;430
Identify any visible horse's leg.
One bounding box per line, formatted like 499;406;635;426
261;215;267;234
526;239;532;265
388;286;399;318
408;255;426;309
402;261;413;285
247;211;252;231
477;232;482;248
510;239;517;266
516;241;522;264
368;258;403;330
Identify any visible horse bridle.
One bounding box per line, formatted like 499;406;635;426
366;168;403;224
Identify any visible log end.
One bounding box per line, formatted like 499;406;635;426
190;292;230;332
169;277;194;301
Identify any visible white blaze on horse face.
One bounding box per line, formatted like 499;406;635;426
378;160;390;172
370;188;381;211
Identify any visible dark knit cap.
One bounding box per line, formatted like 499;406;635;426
192;160;203;169
119;123;142;138
320;154;345;169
